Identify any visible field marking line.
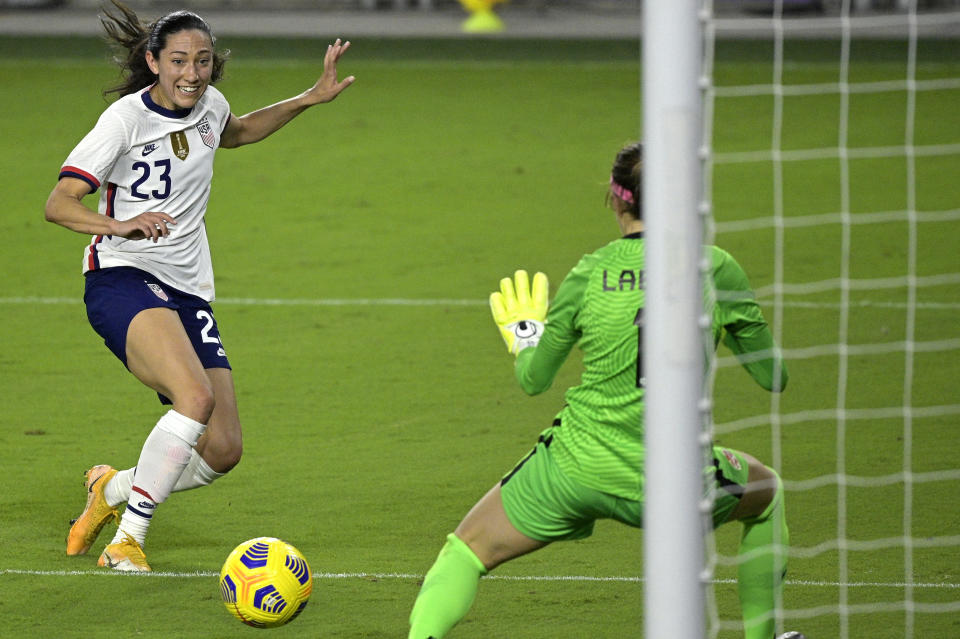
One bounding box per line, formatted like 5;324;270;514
0;296;486;307
1;296;957;310
1;569;957;589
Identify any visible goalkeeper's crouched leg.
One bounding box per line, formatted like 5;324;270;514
409;533;488;639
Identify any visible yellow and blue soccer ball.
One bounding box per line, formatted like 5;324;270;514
219;537;313;628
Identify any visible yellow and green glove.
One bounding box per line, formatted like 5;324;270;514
489;269;549;355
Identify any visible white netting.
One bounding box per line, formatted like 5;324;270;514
701;2;960;637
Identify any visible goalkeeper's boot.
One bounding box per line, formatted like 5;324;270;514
776;633;806;639
66;464;119;556
98;533;151;572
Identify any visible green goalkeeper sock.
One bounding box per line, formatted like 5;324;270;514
409;533;488;639
738;470;789;639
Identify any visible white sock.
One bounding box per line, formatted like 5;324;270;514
111;410;206;546
175;449;225;490
104;448;226;508
104;468;134;508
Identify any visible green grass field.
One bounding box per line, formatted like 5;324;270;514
0;35;957;638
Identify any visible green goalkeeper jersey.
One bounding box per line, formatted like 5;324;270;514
514;232;788;501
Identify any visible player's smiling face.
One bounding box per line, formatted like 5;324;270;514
146;29;213;111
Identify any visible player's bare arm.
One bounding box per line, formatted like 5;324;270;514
45;177;176;243
220;38;355;149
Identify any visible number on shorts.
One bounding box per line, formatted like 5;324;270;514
196;310;221;345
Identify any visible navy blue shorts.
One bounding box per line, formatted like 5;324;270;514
84;267;232;397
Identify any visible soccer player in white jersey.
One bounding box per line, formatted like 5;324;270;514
45;0;354;572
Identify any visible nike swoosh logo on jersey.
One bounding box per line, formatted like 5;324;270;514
142;143;159;156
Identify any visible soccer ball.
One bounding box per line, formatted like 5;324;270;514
219;537;313;628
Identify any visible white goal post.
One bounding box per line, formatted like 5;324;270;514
642;1;709;638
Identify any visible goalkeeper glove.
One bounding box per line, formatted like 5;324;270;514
489;269;549;355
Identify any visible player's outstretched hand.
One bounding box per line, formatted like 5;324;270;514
304;38;355;104
489;270;549;355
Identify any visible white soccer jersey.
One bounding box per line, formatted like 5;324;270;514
60;84;231;301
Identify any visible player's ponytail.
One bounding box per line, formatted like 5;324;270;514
100;0;229;98
609;142;643;219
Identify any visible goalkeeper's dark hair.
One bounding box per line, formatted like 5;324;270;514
609;142;643;219
100;0;229;99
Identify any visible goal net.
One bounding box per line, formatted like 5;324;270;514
700;2;960;637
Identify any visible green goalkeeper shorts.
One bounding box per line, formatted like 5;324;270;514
709;446;752;527
499;430;752;542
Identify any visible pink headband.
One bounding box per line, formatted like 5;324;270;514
609;176;635;204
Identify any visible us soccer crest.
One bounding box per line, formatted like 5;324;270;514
147;283;169;302
170;130;189;160
196;116;216;148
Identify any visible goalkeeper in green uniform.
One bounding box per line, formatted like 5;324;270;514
408;142;801;639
